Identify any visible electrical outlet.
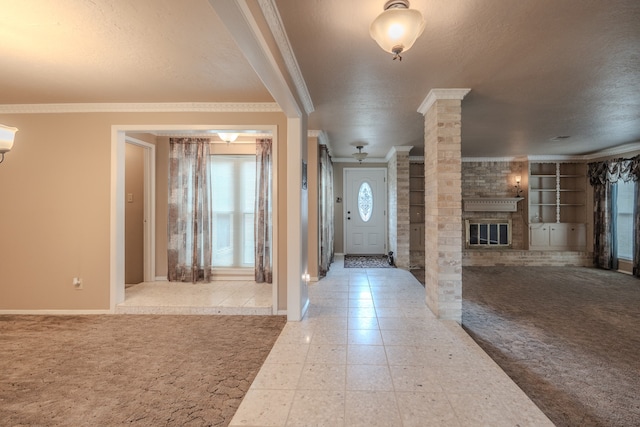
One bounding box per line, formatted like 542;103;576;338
73;277;83;289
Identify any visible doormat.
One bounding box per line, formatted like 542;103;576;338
344;255;394;268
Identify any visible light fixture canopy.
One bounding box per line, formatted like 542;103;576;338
218;132;239;144
0;124;18;164
370;0;425;60
352;145;368;163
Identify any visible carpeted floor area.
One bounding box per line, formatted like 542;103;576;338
343;255;394;268
0;314;286;426
462;266;640;427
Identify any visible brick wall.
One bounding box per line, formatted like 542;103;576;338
463;250;593;266
462;160;527;249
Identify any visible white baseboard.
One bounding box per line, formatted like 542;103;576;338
0;309;111;315
154;276;168;281
277;309;287;316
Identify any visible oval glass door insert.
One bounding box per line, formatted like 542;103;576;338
358;182;373;222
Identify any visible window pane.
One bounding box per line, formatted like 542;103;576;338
616;180;635;260
479;224;488;244
469;224;478;245
358;182;373;222
211;155;257;268
499;224;508;245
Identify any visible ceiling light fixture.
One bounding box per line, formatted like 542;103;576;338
370;0;425;61
218;132;239;144
352;146;368;163
0;124;18;164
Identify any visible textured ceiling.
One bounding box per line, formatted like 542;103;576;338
0;0;638;158
276;0;640;158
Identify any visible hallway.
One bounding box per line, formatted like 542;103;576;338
229;256;551;426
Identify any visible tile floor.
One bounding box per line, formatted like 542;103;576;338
116;280;273;315
229;255;553;426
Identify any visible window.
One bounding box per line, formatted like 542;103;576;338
358;182;373;222
614;180;635;260
211;155;256;268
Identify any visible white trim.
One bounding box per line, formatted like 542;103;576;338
124;136;156;283
258;0;314;114
277;309;288;315
0;310;111;315
409;156;425;162
385;146;413;162
464;197;524;212
332;157;388;163
582;142;640;159
110;124;279;314
417;88;471;115
0;102;281;114
155;276;169;282
462;156;526;162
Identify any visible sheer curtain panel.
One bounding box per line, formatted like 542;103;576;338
319;145;335;276
167;138;213;283
255;138;273;283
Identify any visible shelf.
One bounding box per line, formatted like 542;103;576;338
464;197;524;212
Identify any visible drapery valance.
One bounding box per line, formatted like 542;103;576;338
588;155;640;186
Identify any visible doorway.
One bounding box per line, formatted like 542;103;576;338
344;168;387;254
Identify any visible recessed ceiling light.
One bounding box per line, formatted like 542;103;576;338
550;135;571;141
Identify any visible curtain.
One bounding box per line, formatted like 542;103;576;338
588;155;640;275
167;138;213;283
255;138;273;283
318;145;335;276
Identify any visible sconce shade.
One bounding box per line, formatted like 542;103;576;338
218;132;239;143
370;0;425;57
0;124;18;153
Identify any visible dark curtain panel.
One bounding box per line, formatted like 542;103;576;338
635;182;640;277
255;138;273;283
588;155;640;274
167;138;213;283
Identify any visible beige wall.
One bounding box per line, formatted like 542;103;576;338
332;162;388;254
0;111;288;310
125;143;145;284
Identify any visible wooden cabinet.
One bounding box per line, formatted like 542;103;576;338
529;162;587;224
529;223;586;250
528;162;587;250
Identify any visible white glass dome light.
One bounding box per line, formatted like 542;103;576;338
370;0;426;60
0;124;18;164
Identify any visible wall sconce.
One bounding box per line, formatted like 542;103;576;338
352;145;368;163
218;132;239;144
514;175;522;197
370;0;426;61
0;124;18;164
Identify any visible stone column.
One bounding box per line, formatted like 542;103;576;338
417;89;470;323
393;146;413;270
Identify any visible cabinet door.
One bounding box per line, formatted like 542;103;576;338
549;224;569;247
530;225;550;247
566;224;586;248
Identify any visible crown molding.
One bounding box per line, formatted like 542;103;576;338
462;156;526;162
417;88;471;115
385;145;414;162
580;142;640;160
0;102;282;114
258;0;314;115
333;157;388;164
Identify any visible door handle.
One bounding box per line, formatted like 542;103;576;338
347;217;351;220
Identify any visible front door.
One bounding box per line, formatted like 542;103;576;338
344;168;387;254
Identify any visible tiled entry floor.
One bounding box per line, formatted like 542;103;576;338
116;281;272;315
230;255;552;426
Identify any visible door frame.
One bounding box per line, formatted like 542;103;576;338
343;167;388;255
110;124;279;314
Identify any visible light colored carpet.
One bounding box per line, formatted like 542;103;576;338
462;266;640;427
0;314;286;426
